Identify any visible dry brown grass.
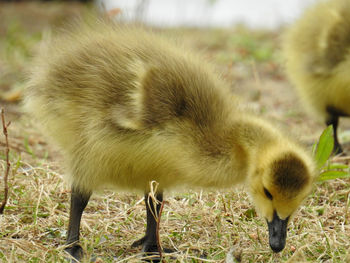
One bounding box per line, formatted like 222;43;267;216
1;2;350;263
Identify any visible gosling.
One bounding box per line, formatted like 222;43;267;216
25;19;316;261
283;0;350;153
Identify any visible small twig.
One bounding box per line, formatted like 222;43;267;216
149;181;159;221
149;181;166;262
156;199;165;262
0;108;11;214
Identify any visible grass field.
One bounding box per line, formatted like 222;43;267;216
0;2;350;263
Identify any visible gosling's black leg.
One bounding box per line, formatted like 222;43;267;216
326;115;343;154
132;192;163;253
65;187;91;262
132;192;176;262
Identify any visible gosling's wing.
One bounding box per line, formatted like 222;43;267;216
111;56;233;131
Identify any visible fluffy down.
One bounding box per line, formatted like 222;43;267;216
25;19;316;258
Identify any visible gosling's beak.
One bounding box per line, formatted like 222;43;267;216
267;211;289;253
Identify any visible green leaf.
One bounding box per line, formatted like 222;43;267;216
318;170;350;181
314;126;334;169
327;163;349;170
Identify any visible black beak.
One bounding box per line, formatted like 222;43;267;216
267;211;289;253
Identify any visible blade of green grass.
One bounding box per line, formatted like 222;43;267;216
318;170;350;181
314;126;334;169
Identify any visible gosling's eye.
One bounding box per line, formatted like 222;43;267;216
264;187;273;200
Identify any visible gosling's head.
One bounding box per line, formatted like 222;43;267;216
247;146;315;252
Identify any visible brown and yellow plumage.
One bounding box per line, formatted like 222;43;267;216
25;19;315;260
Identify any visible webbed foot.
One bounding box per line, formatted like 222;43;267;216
132;235;176;262
64;244;84;262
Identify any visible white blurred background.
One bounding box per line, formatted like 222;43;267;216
100;0;318;29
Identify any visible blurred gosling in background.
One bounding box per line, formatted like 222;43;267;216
284;0;350;153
